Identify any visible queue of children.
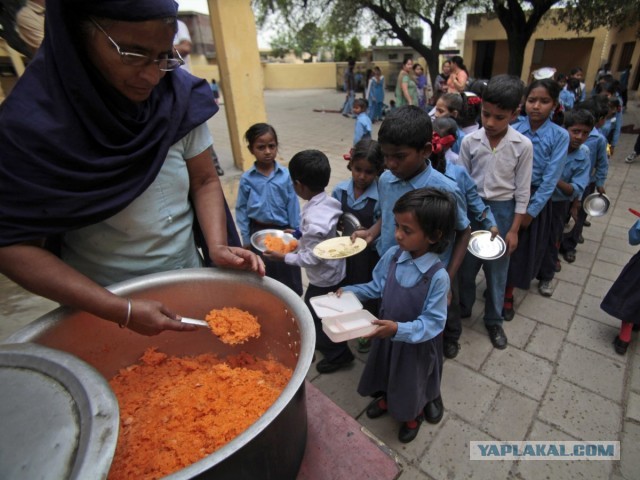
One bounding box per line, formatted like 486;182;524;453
231;62;636;446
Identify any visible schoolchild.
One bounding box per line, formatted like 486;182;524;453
457;92;483;135
561;97;609;263
341;188;454;442
352;98;372;145
366;66;385;122
602;218;640;355
537;109;593;296
431;116;498;357
354;106;471;286
264;150;350;373
457;75;534;348
597;84;623;156
560;77;580;111
569;67;587;102
235;123;302;294
332;138;384;352
431;93;466;154
503;78;569;320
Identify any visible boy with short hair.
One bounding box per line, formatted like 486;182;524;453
537;109;593;296
354;105;471;424
561;97;608;263
353;98;372;145
265;150;350;374
457;74;534;349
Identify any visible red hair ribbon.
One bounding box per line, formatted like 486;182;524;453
467;95;482;106
432;132;456;154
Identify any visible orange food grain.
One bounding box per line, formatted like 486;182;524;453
264;234;297;254
107;348;292;480
205;307;261;345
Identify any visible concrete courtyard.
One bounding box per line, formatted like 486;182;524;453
2;88;640;479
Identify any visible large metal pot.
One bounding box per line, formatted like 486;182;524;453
4;269;315;480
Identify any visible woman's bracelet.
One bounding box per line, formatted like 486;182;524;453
119;298;132;329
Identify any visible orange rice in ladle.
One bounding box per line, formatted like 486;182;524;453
205;307;261;344
107;348;292;480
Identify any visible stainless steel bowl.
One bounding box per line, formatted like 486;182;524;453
583;193;611;217
339;213;362;236
250;229;297;252
4;269;315;480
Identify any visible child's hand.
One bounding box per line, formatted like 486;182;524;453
352;228;375;245
366;319;398;339
489;226;499;240
335;288;343;297
505;230;519;255
262;250;285;262
520;213;534;230
596;186;606;195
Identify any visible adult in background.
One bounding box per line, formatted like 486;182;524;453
341;58;356;116
173;18;192;72
433;60;451;103
413;62;429;110
15;0;45;56
395;57;418;107
0;0;264;336
446;56;468;93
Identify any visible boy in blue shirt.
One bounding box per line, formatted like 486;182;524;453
353;98;372;145
354;105;471;422
561;97;608;263
538;109;593;296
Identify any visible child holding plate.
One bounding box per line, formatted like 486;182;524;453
339;188;453;443
264;150;351;374
236;123;302;295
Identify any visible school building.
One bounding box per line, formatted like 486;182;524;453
463;11;640;91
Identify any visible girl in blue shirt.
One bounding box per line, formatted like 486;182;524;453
332;138;384;352
601;218;640;355
340;188;453;444
236;123;302;294
505;79;569;319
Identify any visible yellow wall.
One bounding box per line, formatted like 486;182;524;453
263;62;335;89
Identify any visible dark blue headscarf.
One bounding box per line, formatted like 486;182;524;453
0;0;218;246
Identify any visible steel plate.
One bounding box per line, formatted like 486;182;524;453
250;229;297;253
467;230;507;260
583;193;610;217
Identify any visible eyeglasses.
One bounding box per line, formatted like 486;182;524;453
90;18;184;72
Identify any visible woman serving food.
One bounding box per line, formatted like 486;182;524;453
0;0;264;336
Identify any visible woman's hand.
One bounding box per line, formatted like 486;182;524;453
262;250;285;262
210;245;266;276
365;319;397;339
125;299;197;336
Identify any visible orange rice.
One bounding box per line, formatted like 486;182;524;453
107;348;292;480
205;307;261;344
264;234;297;254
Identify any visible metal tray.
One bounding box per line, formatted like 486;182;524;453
0;343;118;480
467;230;506;260
338;213;362;236
251;229;297;253
583;193;610;217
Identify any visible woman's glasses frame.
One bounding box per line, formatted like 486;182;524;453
90;18;184;72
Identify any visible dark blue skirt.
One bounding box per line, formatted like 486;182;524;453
601;250;640;323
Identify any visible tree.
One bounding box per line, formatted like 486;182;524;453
253;0;477;85
488;0;558;76
555;0;640;36
296;22;324;57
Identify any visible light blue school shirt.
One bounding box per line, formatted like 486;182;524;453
343;246;449;343
332;178;380;214
445;161;496;230
629;220;640;246
235;162;300;246
375;163;470;264
513;117;569;218
451;128;466;154
552;145;591;202
559;88;575;111
601;105;623;147
354;112;372;145
583;128;608;187
62;123;212;286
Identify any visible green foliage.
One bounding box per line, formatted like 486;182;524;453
334;39;349;61
555;0;640;35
